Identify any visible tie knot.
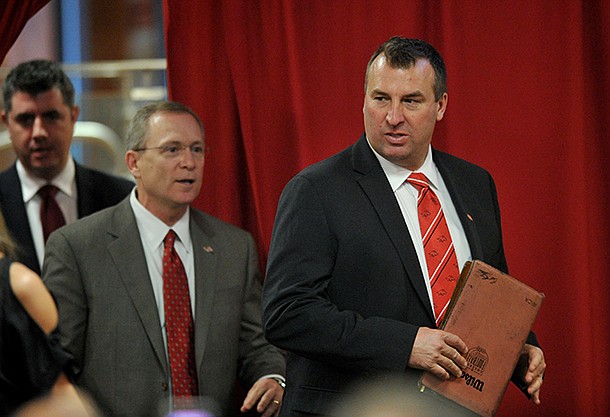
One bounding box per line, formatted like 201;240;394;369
407;172;429;190
38;184;59;198
164;230;177;249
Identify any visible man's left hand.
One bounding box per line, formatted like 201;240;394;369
240;377;284;417
520;343;546;405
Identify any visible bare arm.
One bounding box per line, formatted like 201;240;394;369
10;262;58;334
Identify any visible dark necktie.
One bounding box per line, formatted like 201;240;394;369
407;173;460;326
38;184;66;243
163;230;198;397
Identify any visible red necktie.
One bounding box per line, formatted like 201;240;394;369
407;173;460;326
163;230;198;397
38;185;66;243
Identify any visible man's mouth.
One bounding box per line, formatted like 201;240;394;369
30;147;53;156
385;132;409;142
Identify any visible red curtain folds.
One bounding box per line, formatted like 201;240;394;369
0;0;50;62
164;1;609;416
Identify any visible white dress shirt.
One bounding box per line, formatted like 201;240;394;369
130;188;196;329
367;141;472;309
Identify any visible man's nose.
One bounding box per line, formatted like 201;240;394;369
386;103;405;126
32;115;48;139
179;147;198;168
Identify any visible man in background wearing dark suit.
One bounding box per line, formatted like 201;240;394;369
262;37;545;417
0;60;133;275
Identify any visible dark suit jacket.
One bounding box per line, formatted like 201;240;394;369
0;161;134;275
43;198;286;417
262;135;536;416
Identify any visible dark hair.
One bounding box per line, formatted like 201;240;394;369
365;37;447;101
126;101;205;151
2;59;75;113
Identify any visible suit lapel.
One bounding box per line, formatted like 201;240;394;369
352;136;435;322
106;200;168;374
190;212;219;370
433;150;484;260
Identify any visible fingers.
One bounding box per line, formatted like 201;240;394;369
256;391;280;416
522;344;545;405
409;327;468;380
240;378;284;416
527;375;543;405
261;399;282;417
441;344;468;375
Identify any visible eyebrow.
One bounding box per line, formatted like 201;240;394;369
370;89;426;99
156;139;204;147
402;91;426;100
14;110;61;118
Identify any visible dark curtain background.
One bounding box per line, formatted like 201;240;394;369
164;1;609;416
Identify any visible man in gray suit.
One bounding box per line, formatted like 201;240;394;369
43;101;286;417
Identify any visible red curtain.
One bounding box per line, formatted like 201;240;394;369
0;0;50;62
164;1;608;416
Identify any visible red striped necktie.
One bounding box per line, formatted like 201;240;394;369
407;173;460;326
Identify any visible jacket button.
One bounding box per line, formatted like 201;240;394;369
161;382;169;391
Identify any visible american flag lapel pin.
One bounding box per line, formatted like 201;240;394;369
203;245;214;253
466;213;474;222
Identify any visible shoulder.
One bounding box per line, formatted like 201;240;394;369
0;164;18;191
189;210;258;259
191;209;252;240
0;163;17;179
51;201;126;245
433;148;493;179
299;145;354;179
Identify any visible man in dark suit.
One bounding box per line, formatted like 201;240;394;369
43;101;286;417
0;59;133;275
262;37;545;417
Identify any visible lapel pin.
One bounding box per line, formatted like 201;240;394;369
203;245;214;253
467;213;474;222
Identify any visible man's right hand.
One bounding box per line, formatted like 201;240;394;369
408;327;468;380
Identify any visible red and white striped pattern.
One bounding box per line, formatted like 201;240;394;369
407;173;460;326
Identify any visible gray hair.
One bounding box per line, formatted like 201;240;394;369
125;101;205;151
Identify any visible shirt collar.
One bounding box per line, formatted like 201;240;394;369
366;141;440;192
129;188;192;253
16;158;76;203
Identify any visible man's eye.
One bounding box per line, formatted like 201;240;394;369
42;111;61;122
14;114;35;126
163;146;180;153
191;145;204;154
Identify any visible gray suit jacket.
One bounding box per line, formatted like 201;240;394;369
43;198;285;417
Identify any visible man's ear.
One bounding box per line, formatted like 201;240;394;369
71;105;80;122
125;150;141;179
